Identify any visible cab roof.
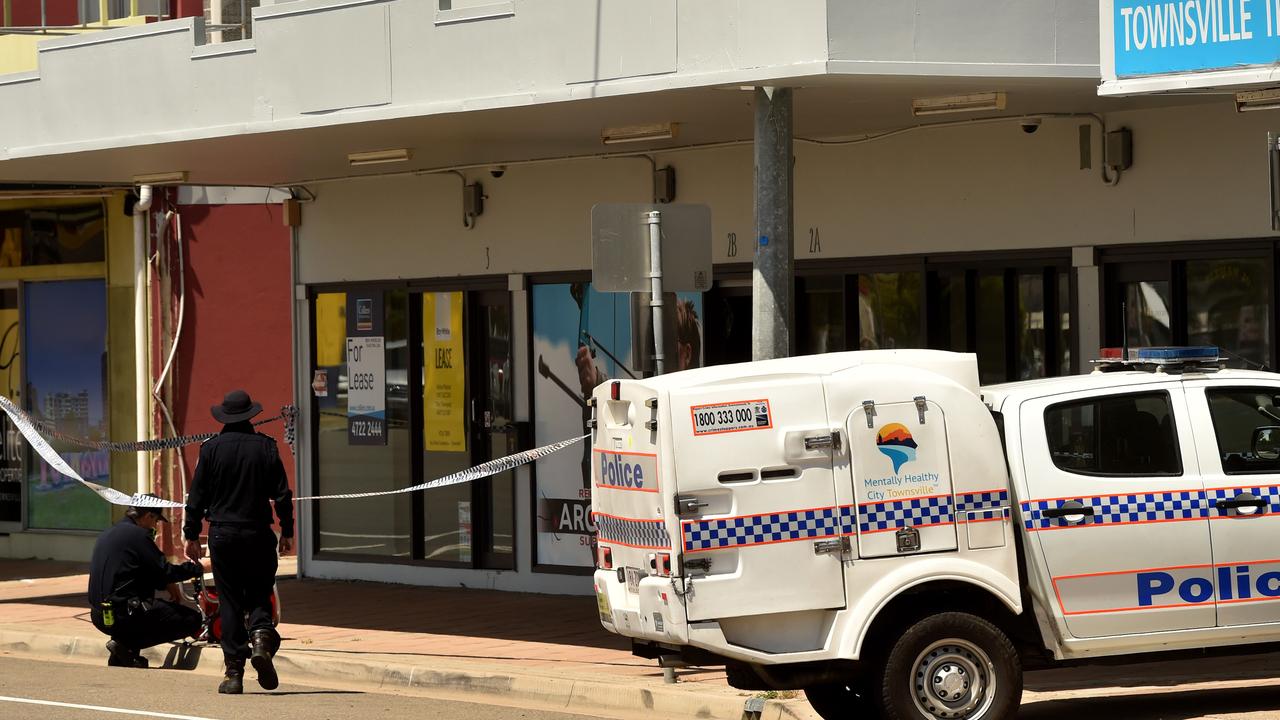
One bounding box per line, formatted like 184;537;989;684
980;368;1280;412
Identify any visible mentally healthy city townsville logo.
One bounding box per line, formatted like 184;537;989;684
876;423;918;474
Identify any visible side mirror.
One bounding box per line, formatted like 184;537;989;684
1252;426;1280;460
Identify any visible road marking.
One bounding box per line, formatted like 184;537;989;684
0;695;219;719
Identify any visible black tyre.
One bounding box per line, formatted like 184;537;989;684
875;612;1022;720
805;679;873;720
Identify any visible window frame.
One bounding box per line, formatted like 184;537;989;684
1043;389;1185;478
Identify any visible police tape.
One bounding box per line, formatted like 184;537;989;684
292;434;590;501
0;396;184;509
24;406;298;454
0;392;589;507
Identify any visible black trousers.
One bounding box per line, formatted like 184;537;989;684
209;524;279;663
91;599;201;652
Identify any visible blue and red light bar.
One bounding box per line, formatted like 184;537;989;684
1098;346;1220;363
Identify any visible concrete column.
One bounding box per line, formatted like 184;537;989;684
1073;246;1100;372
752;87;794;361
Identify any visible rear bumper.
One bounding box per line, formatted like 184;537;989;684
594;569;689;645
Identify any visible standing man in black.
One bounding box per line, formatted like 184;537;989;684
184;390;294;695
88;497;203;668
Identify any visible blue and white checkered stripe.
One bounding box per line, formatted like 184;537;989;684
956;490;1010;522
593;514;671;549
857;495;954;534
682;508;841;553
1205;484;1280;516
1021;490;1210;531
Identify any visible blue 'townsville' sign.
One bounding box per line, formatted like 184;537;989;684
1114;0;1280;77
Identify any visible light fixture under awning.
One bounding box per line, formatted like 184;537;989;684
347;149;412;166
911;92;1006;117
600;122;677;145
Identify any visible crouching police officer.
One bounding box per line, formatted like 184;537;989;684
87;497;203;668
184;389;294;695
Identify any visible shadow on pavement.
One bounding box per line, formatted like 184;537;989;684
0;559;88;582
1025;651;1280;692
1021;683;1280;719
276;578;627;652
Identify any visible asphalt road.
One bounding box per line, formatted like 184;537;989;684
0;655;600;720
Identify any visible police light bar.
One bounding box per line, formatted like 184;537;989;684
1099;346;1219;361
1134;346;1219;362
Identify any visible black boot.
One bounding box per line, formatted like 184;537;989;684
105;640;148;669
250;629;279;690
218;659;244;695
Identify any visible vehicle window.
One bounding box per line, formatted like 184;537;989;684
1206;387;1280;475
1044;391;1181;476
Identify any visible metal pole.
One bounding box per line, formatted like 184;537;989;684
40;0;46;27
645;210;665;375
752;86;794;361
98;0;108;24
1269;132;1280;232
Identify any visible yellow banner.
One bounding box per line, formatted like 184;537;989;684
424;292;466;452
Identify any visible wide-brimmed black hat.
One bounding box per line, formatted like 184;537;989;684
211;389;263;424
130;493;169;522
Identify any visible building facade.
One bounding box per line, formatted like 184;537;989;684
0;4;295;561
0;1;1276;588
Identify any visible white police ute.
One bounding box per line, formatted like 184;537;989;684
589;347;1280;720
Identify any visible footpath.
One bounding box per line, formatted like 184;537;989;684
7;558;1280;719
0;557;817;720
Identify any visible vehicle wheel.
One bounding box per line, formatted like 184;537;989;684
805;679;873;720
875;612;1021;720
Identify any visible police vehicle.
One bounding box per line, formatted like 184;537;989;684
589;347;1280;720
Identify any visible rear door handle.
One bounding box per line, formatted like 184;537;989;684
1216;493;1268;511
1042;503;1095;519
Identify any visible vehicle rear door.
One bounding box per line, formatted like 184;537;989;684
1184;379;1280;627
1019;383;1214;638
669;377;845;622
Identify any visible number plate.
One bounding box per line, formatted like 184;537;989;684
625;567;643;594
595;586;612;623
690;399;773;436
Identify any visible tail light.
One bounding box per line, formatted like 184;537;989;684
610;380;621;401
650;552;672;577
599;546;613;570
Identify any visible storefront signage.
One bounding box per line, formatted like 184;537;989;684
1111;0;1280;77
424;292;466;452
346;291;386;446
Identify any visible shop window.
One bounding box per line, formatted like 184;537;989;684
975;273;1006;385
531;282;703;569
797;276;845;356
859;272;922;350
1057;271;1071;376
1045;392;1181;477
1187;259;1270;369
0;289;18;530
1122;280;1173;348
421;292;472;563
1105;255;1271;369
24;279;109;531
312;290;412;558
1017;274;1046;381
0;205;105;268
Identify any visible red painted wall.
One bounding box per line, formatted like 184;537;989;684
170;202;295;535
10;0;78;26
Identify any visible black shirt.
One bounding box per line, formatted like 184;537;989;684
88;517;197;605
184;422;295;542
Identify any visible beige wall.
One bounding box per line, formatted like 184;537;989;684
299;99;1276;284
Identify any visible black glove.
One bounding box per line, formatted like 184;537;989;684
178;560;202;580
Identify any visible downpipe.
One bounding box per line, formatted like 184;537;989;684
133;185;152;495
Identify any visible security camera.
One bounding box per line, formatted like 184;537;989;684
489;166;506;178
1020;118;1042;134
